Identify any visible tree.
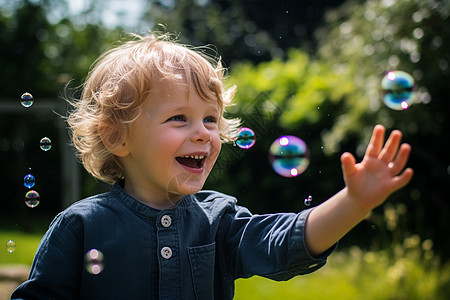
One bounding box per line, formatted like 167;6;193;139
141;0;346;64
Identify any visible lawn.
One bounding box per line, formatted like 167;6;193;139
0;231;42;266
0;230;43;300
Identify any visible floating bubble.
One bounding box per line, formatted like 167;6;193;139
6;240;16;253
381;70;416;110
304;195;313;206
20;92;34;108
268;135;310;177
25;190;40;208
235;127;256;149
24;174;36;188
39;137;52;151
85;249;104;275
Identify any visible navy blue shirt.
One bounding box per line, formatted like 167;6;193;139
12;182;335;299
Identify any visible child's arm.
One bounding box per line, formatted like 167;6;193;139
305;125;414;256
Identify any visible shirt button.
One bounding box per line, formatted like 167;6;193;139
160;215;172;228
161;247;173;259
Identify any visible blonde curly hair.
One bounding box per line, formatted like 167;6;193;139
67;32;240;184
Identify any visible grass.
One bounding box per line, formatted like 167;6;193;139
0;231;42;266
0;230;42;299
0;212;51;266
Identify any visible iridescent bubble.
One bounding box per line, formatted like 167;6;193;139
85;249;104;275
381;70;416;110
268;135;310;177
235;127;256;149
20;92;34;108
6;240;16;253
25;190;40;208
24;174;36;188
39;137;52;151
304;195;313;206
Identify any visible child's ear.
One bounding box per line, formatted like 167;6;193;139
98;123;130;157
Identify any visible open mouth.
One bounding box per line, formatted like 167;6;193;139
176;155;206;169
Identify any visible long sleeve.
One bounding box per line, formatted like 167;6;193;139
222;206;336;281
11;213;84;299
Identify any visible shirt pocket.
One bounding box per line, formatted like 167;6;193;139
187;242;216;300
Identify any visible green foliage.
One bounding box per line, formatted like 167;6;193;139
0;1;124;97
316;0;449;142
226;49;358;135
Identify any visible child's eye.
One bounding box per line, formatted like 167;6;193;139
204;116;217;123
168;115;186;122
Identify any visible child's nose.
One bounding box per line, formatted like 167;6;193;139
190;122;211;143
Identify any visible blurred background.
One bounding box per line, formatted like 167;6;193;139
0;0;449;298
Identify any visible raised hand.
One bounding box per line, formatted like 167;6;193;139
340;125;414;212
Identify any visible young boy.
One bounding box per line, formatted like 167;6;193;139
11;32;413;299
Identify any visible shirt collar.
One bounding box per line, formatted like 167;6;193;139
110;180;195;220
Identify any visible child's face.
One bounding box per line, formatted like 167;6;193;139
119;81;222;206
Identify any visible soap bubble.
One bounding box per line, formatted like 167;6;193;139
85;249;104;275
235;127;256;149
24;174;36;188
25;190;40;208
304;195;313;206
39;137;52;151
20;92;34;108
6;240;16;253
268;135;310;177
381;70;416;110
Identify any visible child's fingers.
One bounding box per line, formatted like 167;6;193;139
391;167;414;190
389;143;412;175
365;125;385;158
379;130;402;163
341;152;356;178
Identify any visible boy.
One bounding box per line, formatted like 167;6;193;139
11;32;413;299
